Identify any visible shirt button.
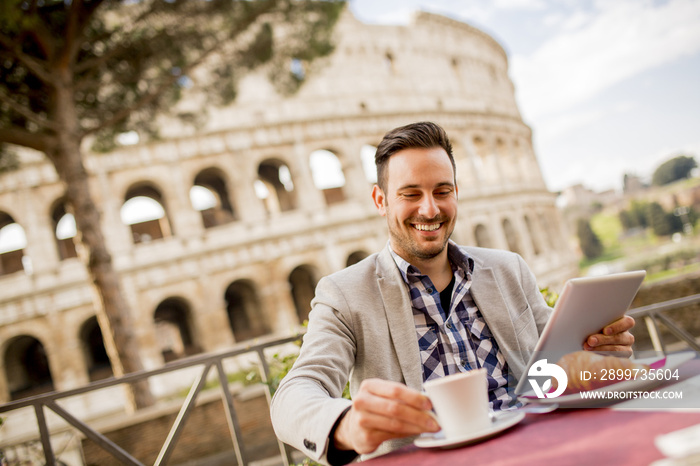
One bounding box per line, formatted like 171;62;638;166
446;323;453;330
462;359;468;367
426;288;434;294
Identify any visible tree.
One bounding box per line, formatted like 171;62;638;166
577;218;603;260
0;0;343;408
651;155;697;186
619;200;649;232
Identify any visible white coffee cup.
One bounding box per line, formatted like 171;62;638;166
423;368;491;439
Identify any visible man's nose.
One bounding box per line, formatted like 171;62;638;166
418;194;439;218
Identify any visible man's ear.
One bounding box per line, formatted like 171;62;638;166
371;184;387;216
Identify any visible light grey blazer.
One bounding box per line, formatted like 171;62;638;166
270;245;552;464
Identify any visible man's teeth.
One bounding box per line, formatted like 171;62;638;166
414;223;440;231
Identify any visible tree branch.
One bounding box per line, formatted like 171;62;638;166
0;88;62;133
83;4;277;136
0;35;53;84
66;0;106;66
0;126;55;153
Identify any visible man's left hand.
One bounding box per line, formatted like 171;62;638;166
583;315;636;355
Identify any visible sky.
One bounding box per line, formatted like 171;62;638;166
349;0;700;194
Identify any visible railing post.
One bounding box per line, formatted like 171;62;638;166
216;359;249;466
256;347;294;466
644;315;665;353
35;404;56;466
154;363;213;466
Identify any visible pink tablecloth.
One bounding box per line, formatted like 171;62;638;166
366;357;700;466
364;409;700;465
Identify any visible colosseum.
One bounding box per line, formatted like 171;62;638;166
0;8;577;420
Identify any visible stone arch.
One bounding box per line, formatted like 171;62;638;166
79;316;113;382
121;183;173;244
502;218;522;255
309;149;346;205
511;138;526;181
154;297;200;362
360;144;377;184
474;223;493;248
256;158;297;214
4;335;54;400
496;137;517;182
451;56;461;78
0;211;27;276
50;198;78;260
524;214;542;256
346;250;370;267
472;135;497;184
384;50;396;73
224;279;270;342
192;167;236;228
288;265;319;324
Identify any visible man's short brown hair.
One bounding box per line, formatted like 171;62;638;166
374;121;455;192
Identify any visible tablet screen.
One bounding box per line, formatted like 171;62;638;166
515;270;646;394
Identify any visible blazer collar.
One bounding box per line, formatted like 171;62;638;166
468;257;525;381
376;246;424;391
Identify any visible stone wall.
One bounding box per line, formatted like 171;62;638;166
81;386;280;466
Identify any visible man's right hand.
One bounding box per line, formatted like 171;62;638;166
332;378;440;454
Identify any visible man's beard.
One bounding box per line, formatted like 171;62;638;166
388;214;453;261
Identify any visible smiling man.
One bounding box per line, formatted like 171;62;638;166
270;122;635;465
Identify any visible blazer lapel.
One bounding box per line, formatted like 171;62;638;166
469;265;526;381
376;247;424;391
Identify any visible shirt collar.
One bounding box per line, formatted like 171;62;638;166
388;240;474;284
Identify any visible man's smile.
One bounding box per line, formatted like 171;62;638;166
412;223;442;232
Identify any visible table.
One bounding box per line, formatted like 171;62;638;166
365;358;700;466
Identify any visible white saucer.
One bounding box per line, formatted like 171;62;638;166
414;411;525;449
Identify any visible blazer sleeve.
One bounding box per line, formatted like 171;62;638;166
516;252;553;334
270;275;356;465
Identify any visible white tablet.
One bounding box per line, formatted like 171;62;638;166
514;270;646;394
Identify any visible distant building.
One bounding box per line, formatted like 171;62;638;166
559;184;620;211
0;8;577;424
623;173;647;194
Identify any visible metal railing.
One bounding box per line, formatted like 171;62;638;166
628;293;700;353
1;295;699;466
0;333;304;466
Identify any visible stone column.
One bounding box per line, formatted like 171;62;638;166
52;312;91;390
290;141;325;214
19;186;60;274
225;154;268;223
163;162;204;238
339;139;374;206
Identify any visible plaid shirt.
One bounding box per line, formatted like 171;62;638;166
390;242;515;410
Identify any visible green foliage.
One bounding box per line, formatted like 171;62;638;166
652;155;697;186
0;0;346;151
627;247;700;277
576;218;603;259
295;459;323;466
263;350;302;395
646;202;674;236
619;201;650;231
618;201;695;237
540;287;559;307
